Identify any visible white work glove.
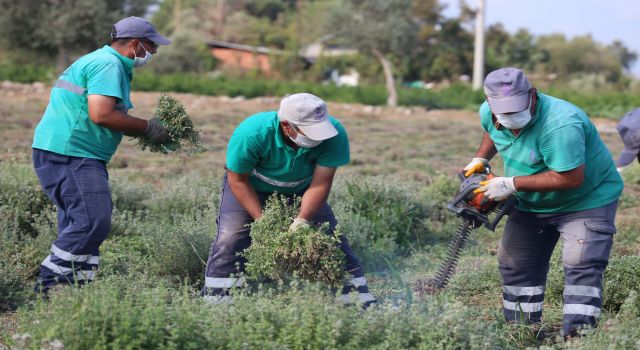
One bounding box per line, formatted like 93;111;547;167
463;157;489;177
474;176;516;201
289;218;311;232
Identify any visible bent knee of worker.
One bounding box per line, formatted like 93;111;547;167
216;217;251;243
85;192;112;227
562;221;614;267
497;243;516;268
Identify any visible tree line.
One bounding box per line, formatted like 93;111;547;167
0;0;636;104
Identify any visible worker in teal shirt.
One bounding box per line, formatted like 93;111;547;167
202;93;376;307
31;17;170;296
464;67;623;338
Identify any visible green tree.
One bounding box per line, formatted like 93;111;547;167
537;34;623;82
422;18;474;81
0;0;154;68
608;40;638;73
326;0;418;106
147;7;217;74
485;25;542;72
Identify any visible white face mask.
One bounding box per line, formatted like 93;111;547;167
287;124;322;148
133;42;152;67
495;100;532;129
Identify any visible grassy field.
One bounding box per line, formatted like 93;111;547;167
1;86;639;349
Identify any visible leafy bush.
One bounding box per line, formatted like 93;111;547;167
547;87;640;119
243;196;346;287
601;255;640;311
330;177;433;269
15;275;502;349
447;257;501;298
0;259;28;310
0;206;57;308
546;253;640;312
0;161;53;237
0;63;55;83
109;178;153;213
144;172;221;218
139;212;214;284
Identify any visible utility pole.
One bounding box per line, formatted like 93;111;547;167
174;0;182;32
472;0;486;90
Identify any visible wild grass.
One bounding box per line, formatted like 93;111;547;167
1;90;639;348
12;274;503;350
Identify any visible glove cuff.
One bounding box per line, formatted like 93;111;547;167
506;177;516;191
472;157;489;164
293;217;310;225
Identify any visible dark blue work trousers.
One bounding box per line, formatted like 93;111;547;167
32;148;112;292
203;173;375;305
498;200;618;336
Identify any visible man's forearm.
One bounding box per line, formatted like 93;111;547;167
88;94;148;135
475;133;498;160
95;110;148;135
514;165;585;192
298;183;331;220
228;179;263;220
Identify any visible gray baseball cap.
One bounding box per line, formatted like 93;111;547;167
616;108;640;167
277;93;338;141
484;67;532;114
111;16;171;45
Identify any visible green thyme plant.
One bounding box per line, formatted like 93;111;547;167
243;195;346;288
136;94;204;154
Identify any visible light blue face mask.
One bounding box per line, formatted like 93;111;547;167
133;43;152;67
495;100;532;129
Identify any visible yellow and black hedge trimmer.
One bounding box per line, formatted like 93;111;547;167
418;167;517;293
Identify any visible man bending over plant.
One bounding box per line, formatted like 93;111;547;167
202;93;376;306
31;17;170;296
465;67;623;339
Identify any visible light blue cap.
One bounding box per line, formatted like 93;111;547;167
111;16;171;45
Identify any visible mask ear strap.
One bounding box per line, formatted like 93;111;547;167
530;88;538;114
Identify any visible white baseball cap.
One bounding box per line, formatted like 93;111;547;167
277;93;338;141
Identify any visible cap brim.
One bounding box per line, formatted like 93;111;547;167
487;92;530;114
298;120;338;141
616;147;640;167
148;34;171;45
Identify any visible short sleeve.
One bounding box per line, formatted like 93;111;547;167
316;121;350;168
225;126;260;174
86;62;124;100
540;122;585;172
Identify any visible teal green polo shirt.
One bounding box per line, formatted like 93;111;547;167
480;92;623;213
226;111;350;194
33;45;134;161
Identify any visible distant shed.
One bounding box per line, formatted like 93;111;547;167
208;40;281;76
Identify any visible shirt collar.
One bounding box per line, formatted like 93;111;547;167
102;45;134;74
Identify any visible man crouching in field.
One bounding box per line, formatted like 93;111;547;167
464;67;623;339
202;93;376;307
31;17;170;296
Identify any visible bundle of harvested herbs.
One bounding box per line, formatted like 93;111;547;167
243;195;347;288
136;94;204;154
